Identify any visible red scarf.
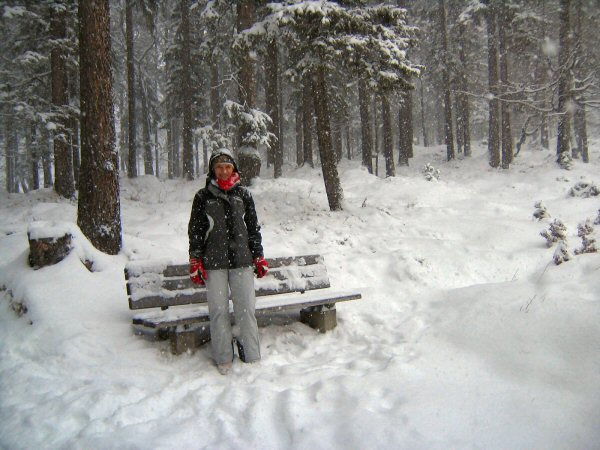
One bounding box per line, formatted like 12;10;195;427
216;172;240;191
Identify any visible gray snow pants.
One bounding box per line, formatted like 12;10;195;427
205;267;260;365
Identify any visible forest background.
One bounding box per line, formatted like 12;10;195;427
1;2;600;447
0;0;598;253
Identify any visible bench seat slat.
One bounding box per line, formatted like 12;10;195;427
128;277;332;310
128;291;208;310
132;289;362;329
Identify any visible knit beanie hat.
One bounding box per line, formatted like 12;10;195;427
208;148;239;176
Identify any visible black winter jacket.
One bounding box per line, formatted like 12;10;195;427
188;177;263;270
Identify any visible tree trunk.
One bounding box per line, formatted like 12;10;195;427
181;0;194;180
498;3;513;169
556;0;572;167
118;86;128;172
70;116;80;189
540;116;549;150
126;0;137;178
381;95;396;177
295;103;303;166
51;4;75;198
573;99;589;163
486;2;501;168
419;79;429;147
302;73;314;167
68;68;80;188
396;0;413;161
138;76;154;175
167;122;174;179
236;0;260;184
210;60;220;130
202;139;208;173
154;115;160;176
173;118;181;177
331;118;343;163
29;123;40;190
194;137;200;176
398;89;411;166
573;0;589;163
42;128;53;188
153;42;160;177
457;25;471;157
439;0;455;161
265;38;282;178
345;126;352;160
4;114;18;193
435;93;444;145
536;3;550;151
373;95;380;177
312;67;343;211
77;0;122;255
358;77;373;173
236;1;256;113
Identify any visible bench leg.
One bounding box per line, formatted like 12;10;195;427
196;324;211;346
170;326;196;355
300;304;337;333
157;328;171;341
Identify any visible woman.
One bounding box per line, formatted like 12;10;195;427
188;148;268;375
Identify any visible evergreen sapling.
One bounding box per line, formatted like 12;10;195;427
422;163;440;181
569;181;600;198
533;201;550;220
553;241;572;265
540;219;568;248
575;219;597;255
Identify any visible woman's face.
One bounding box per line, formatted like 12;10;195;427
214;162;234;181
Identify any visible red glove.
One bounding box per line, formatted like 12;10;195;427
253;256;269;278
189;257;207;285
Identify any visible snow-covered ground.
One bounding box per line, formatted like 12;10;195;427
1;142;599;449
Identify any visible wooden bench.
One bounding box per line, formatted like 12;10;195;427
125;254;362;354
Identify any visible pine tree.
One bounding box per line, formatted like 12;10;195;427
260;2;418;208
358;77;374;173
126;0;137;178
77;0;122;255
486;0;501;168
498;1;513;169
438;0;455;162
50;0;76;198
556;0;572;168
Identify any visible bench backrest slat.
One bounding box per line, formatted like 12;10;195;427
160;263;328;292
159;254;324;277
126;254;330;311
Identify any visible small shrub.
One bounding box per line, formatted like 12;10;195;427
553;241;572;265
533;201;550;220
540;219;568;247
423;163;440;181
569;181;600;198
558;152;573;170
575;219;597;255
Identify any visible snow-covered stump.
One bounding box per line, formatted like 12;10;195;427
238;146;261;186
28;223;73;269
